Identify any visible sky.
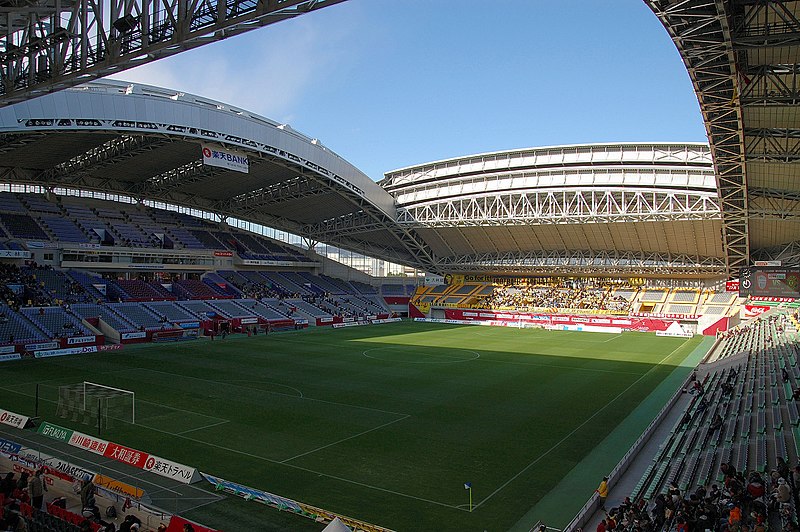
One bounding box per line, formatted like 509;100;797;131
111;0;708;181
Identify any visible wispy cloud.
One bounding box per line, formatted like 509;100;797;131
109;5;358;122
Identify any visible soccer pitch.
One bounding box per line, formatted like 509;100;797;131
0;322;702;531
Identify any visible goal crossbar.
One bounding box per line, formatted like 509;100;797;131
82;381;135;424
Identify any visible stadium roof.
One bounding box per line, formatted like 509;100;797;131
0;80;436;269
646;0;800;271
1;0;799;278
382;142;726;277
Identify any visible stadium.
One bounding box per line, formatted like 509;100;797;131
0;1;798;532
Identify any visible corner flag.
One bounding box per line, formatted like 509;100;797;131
464;482;472;490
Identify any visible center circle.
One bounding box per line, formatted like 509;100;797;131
362;346;480;364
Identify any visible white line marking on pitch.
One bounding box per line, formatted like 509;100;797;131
217;379;304;398
176;420;230;435
123;366;409;418
471;338;692;511
137;422;461;510
280;415;410;464
362;347;480;364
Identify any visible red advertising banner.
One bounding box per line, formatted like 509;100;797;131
104;443;149;468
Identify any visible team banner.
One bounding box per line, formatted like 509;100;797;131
201;143;249;174
739;267;800;298
0;409;28;429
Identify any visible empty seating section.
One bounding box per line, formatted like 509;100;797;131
245;300;289;321
38;215;89;243
113;279;167;300
21;307;92;337
113;222;155;247
361;295;389;313
298;272;338;293
426;285;450;296
319;275;352;294
0;193;28;213
66;271;107;302
145;301;200;322
284;298;331;319
208;299;254;318
23;196;61;214
281;271;324;294
452;284;480;296
0;213;48;239
202;272;242;297
109;303;163;329
670;290;699;303
666;304;694;315
632;313;800;501
169;227;205;248
0;305;47;343
71;303;135;332
173;279;227;299
709;291;737;305
351;281;377;294
381;284;405;295
64;205;111;243
262;272;312;296
177;300;219;319
640;289;668;303
190;229;228;249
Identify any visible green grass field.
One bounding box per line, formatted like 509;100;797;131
0;322;702;531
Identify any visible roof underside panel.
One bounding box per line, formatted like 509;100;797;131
749;218;800;250
746;161;800;191
416;220;723;260
0;133;117;169
87;141;199;183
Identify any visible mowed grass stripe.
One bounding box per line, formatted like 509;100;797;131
0;322;698;532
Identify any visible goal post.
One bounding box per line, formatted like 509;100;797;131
82;382;135;424
56;381;136;428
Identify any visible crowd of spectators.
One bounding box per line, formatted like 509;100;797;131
479;284;632;313
593;456;800;532
0;263;91;310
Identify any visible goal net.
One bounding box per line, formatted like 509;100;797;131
56;382;135;428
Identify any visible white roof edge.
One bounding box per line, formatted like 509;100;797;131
383;141;712;176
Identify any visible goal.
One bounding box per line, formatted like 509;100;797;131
56;382;135;428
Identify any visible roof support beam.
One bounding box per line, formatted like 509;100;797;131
37;135;173;184
0;0;346;106
433;249;726;276
647;0;750;276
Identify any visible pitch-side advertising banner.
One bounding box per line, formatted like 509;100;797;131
0;409;28;429
201;143;249;174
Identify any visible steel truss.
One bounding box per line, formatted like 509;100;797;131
1;127;440;270
395;189;721;227
0;0;344;105
751;241;800;267
647;0;750;276
434;249;726;276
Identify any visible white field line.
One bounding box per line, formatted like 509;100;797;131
471;338;692;510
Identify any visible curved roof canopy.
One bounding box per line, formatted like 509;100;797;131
646;0;800;271
0;80;436;269
383;143;725;277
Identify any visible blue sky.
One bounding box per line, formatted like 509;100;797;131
112;0;707;181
